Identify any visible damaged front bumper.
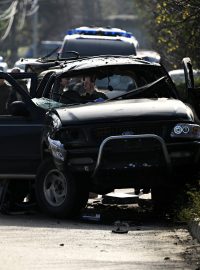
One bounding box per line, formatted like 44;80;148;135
48;134;200;188
48;136;66;163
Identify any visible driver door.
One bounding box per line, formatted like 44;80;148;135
0;72;43;177
182;58;200;119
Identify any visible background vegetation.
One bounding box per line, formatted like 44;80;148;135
0;0;200;70
134;0;200;69
178;190;200;221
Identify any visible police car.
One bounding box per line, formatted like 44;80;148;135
59;26;139;58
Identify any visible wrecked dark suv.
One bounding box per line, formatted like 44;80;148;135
35;55;200;218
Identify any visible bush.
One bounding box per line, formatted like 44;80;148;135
177;189;200;222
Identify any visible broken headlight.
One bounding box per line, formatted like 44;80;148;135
171;123;200;139
52;114;62;130
59;128;87;146
48;136;66;161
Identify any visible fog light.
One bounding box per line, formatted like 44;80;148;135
68;157;94;165
170;151;191;158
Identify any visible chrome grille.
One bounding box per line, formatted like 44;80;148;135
92;123;165;143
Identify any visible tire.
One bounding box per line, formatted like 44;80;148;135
151;178;194;214
151;187;177;214
35;158;89;218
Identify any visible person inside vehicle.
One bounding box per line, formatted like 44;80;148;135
59;75;107;104
59;77;82;104
81;76;107;102
60;77;71;93
71;77;85;95
0;78;12;114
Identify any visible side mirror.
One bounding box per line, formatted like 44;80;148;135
9;101;29;116
182;57;194;100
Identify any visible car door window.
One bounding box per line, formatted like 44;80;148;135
8;72;38;97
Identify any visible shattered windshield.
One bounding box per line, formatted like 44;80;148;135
107;75;175;100
43;65;178;106
32;97;66;110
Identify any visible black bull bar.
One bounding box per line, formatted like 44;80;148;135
92;134;172;178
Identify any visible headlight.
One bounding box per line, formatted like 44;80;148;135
59;128;87;146
48;136;66;161
171;123;200;139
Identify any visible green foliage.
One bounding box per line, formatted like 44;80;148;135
134;0;200;70
178;190;200;221
1;0;199;68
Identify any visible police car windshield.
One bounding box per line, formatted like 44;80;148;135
61;39;136;58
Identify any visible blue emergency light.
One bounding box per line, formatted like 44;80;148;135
66;27;134;38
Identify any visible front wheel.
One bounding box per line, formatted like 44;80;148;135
35;158;89;218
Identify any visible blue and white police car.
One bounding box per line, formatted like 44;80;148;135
59;26;139;58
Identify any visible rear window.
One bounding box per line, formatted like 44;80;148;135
60;38;136;58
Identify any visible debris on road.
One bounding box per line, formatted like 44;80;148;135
81;213;101;222
102;191;139;204
112;220;129;234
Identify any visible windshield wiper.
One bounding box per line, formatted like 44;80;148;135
39;46;60;61
107;76;167;101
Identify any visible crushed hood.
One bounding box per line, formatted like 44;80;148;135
54;98;194;125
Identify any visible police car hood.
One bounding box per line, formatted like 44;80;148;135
55;98;194;125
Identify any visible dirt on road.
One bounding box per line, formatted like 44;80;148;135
0;195;199;270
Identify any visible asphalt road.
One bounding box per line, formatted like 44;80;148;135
0;195;199;270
